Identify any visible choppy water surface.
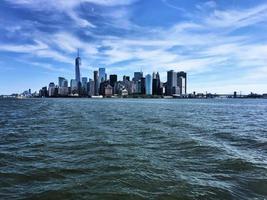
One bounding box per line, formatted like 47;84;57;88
0;98;266;199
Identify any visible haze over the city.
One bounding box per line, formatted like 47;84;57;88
0;0;267;94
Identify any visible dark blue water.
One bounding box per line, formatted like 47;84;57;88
0;98;266;199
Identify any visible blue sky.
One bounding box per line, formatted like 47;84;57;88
0;0;267;94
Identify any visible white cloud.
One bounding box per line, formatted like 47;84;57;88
2;0;267;93
204;4;267;29
0;40;73;64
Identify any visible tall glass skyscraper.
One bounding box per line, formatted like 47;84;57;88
109;74;117;87
145;74;152;95
99;68;106;83
75;49;81;83
166;70;177;96
152;72;161;95
58;77;65;87
177;71;187;95
133;72;143;82
94;71;99;96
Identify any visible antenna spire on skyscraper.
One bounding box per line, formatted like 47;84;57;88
77;48;79;57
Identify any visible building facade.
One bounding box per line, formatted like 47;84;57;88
177;71;187;95
94;71;99;96
145;74;152;95
166;70;177;96
99;68;106;83
75;51;81;83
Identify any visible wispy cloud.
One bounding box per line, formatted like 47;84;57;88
1;0;267;93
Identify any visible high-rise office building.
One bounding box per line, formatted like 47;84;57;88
81;77;88;95
177;71;187;95
62;79;68;87
70;79;77;92
156;72;161;95
75;49;81;83
58;78;69;96
88;79;95;96
133;72;143;82
152;72;161;95
123;75;130;82
145;74;152;95
99;68;106;83
82;77;88;88
109;74;117;87
94;70;99;96
58;77;65;87
166;70;177;96
48;82;56;97
141;77;146;95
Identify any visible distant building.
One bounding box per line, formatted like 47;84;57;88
177;71;187;95
123;75;130;82
88;79;95;97
58;77;68;96
58;77;65;87
109;74;117;87
99;68;106;83
152;72;161;95
81;77;88;95
39;87;48;97
141;77;146;95
82;77;88;87
75;49;81;83
94;71;99;96
48;82;56;97
136;81;141;94
166;70;177;96
58;87;68;96
70;79;78;94
104;85;113;97
133;72;143;82
62;79;68;87
145;74;152;95
99;81;110;96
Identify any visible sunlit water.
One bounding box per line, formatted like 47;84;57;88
0;98;266;199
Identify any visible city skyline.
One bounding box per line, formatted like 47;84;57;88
36;52;187;98
0;0;267;95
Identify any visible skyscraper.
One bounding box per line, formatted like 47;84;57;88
156;72;161;95
133;72;143;82
58;77;65;87
166;70;177;96
81;77;88;95
70;79;77;93
75;49;81;83
152;72;161;95
123;75;130;82
82;77;88;88
145;74;152;95
141;77;146;95
62;79;68;87
99;68;106;83
177;71;187;95
109;74;117;87
88;79;95;97
94;70;99;96
58;78;68;96
48;82;56;97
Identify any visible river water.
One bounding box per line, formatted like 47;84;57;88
0;98;266;199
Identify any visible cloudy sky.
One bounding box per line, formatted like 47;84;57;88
0;0;267;94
